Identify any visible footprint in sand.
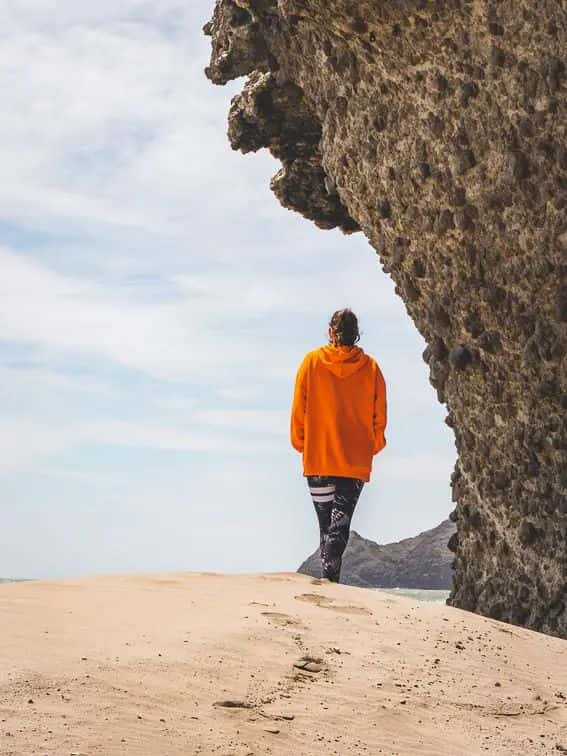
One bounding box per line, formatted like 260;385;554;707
213;700;253;709
261;611;301;627
293;654;325;673
294;593;372;616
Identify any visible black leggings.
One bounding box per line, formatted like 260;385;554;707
306;475;365;583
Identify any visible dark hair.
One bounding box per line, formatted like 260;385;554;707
329;308;361;346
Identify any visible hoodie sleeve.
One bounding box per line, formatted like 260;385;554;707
372;362;387;455
290;353;310;453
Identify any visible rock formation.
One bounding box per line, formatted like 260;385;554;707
298;520;456;589
204;1;567;638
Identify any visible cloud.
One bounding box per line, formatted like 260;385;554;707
0;412;285;474
0;245;285;381
0;2;280;240
0;241;411;381
88;418;283;452
0;364;126;400
0;1;208;34
194;408;288;435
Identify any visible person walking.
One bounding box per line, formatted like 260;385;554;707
290;308;387;583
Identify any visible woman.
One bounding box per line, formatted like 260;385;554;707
290;308;387;583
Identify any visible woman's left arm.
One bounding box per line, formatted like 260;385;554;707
372;363;387;454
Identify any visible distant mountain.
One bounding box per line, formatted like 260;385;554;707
297;519;456;589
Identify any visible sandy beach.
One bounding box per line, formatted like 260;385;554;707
1;571;566;755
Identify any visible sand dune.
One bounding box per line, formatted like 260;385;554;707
1;572;566;755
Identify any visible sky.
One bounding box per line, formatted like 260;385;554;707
0;0;456;580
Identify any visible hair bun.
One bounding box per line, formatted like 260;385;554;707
328;308;360;346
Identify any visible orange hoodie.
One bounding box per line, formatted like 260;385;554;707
290;344;387;482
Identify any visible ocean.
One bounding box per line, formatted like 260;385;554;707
375;588;450;603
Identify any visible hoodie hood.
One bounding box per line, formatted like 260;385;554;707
317;343;370;378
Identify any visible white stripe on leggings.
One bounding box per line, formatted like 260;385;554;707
310;493;335;503
308;484;336;494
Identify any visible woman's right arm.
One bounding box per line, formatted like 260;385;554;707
372;363;387;454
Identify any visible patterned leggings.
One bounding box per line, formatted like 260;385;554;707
306;475;365;583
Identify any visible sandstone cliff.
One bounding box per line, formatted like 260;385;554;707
298;520;456;589
205;0;567;638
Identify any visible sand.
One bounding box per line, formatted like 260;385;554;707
1;571;566;755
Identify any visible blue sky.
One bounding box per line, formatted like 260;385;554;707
0;0;456;579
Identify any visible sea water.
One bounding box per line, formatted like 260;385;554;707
375;588;450;603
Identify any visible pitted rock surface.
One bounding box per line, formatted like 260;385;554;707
205;0;567;638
